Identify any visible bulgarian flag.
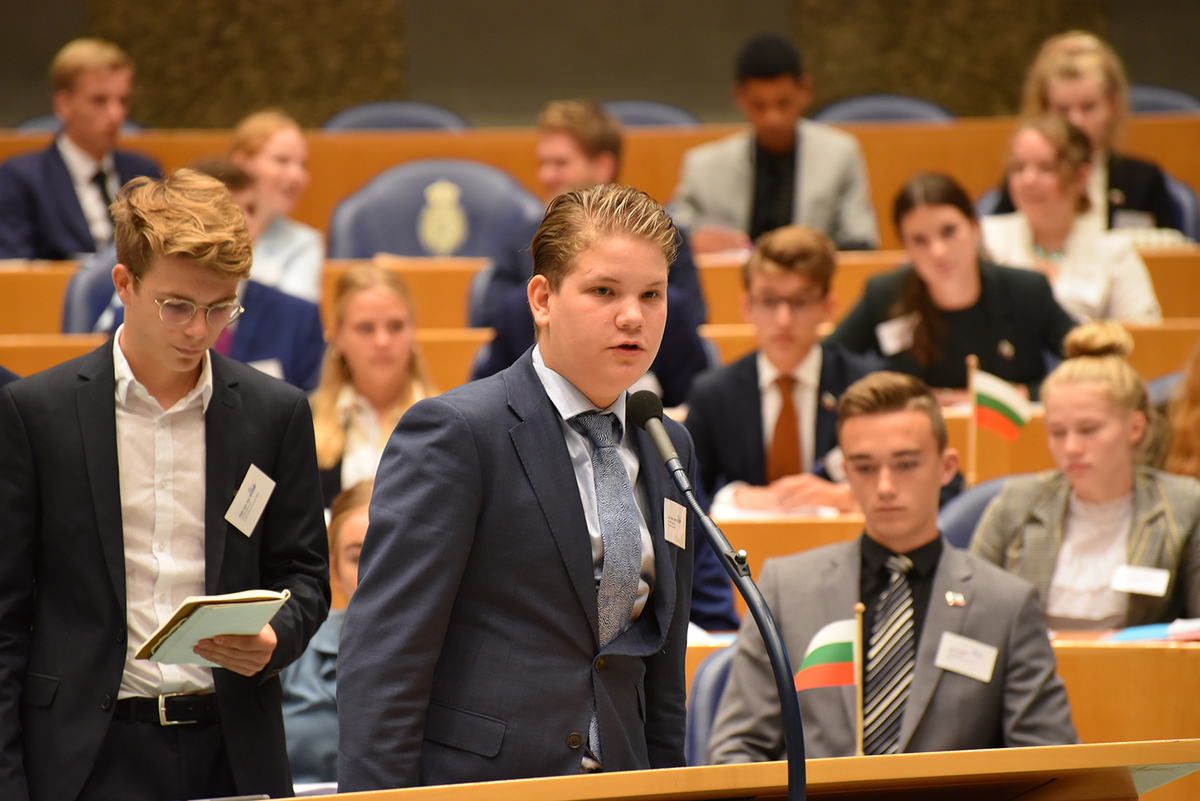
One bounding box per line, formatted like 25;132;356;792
973;370;1033;442
794;619;857;691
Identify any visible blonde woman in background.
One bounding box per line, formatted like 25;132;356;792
992;31;1177;231
972;321;1200;630
311;264;435;505
982;115;1160;323
229;109;324;302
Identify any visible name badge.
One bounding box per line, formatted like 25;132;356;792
664;499;687;548
875;313;918;357
935;631;998;683
225;464;276;537
1111;564;1170;597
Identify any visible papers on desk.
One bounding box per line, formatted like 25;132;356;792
1102;618;1200;643
135;589;290;667
687;622;738;646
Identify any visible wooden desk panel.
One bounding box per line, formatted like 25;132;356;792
0;333;106;377
1126;320;1200;379
0;263;75;335
1142;249;1200;319
322;256;490;330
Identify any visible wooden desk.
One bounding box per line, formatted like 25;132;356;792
0;262;75;335
0;333;106;377
1126;320;1200;379
322;256;489;330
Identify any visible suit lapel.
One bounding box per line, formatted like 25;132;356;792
898;543;971;750
813;345;841;464
76;340;126;609
731;355;766;486
203;356;242;593
44;143;95;253
506;355;600;642
732;133;755;232
1126;470;1170;624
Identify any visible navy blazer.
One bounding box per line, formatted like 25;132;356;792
0;341;330;801
0;142;161;260
684;342;880;501
337;350;695;790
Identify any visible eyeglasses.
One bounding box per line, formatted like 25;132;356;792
749;293;826;315
135;275;244;328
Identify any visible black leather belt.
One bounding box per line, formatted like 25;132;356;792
114;693;219;726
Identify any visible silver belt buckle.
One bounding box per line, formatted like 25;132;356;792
158;691;195;726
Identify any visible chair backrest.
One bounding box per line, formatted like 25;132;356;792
937;475;1022;549
1147;370;1184;408
327;159;544;261
600;100;699;128
322;101;469;131
61;245;119;333
15;115;142;134
1129;85;1200;114
975;187;1003;218
684;645;736;766
810;94;954;123
1163;173;1200;241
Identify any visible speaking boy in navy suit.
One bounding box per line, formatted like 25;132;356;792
685;225;880;514
338;184;696;789
0;170;329;801
0;39;160;260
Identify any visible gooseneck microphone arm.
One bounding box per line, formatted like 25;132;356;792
628;391;806;801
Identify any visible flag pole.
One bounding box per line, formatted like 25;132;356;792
854;601;866;757
966;354;979;489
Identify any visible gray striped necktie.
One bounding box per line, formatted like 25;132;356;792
863;554;915;755
570;411;642;767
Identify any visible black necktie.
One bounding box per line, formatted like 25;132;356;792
92;170;113;220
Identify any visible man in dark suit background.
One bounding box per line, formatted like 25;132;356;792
0;38;160;260
685;225;880;514
0;169;329;801
338;184;695;789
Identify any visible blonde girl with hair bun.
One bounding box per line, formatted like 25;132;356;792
972;320;1200;630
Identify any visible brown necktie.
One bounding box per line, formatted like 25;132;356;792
766;375;801;482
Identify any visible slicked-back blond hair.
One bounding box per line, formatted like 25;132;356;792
229;109;301;159
112;169;253;281
531;183;677;292
1020;31;1130;149
743;225;836;293
837;371;948;453
538;100;623;175
50;38;132;93
311;263;435;470
1010;115;1094;214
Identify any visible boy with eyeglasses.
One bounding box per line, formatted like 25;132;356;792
684;225;881;514
0;169;329;801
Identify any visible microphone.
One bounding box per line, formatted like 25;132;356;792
627;390;807;800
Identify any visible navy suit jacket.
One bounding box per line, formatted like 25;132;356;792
0;341;330;801
337;350;695;790
0;142;161;260
109;280;326;393
684;343;880;500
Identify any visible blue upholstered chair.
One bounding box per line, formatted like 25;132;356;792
61;244;120;333
1164;173;1200;241
975;187;1003;218
810;94;953;123
321;101;468;131
600;100;700;128
1129;86;1200;114
684;645;736;766
937;475;1026;549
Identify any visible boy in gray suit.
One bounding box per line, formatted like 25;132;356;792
709;372;1076;761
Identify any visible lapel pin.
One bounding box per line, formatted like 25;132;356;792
1109;188;1126;207
821;392;837;411
997;340;1015;360
945;591;965;607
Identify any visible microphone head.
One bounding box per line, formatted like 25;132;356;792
627;390;665;430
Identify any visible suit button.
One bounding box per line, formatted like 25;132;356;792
567;732;583;749
100;694;112;711
594;657;604;671
115;629;126;644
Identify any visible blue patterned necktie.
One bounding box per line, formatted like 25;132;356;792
863;554;915;755
570;411;642;768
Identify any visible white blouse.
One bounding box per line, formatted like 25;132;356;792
1045;491;1133;630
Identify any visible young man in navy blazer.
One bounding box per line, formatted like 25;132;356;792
0;38;160;260
338;184;696;789
0;169;329;801
685;225;880;514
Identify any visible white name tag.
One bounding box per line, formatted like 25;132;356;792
875;312;918;357
224;464;276;537
1111;564;1170;597
664;499;687;549
247;358;285;380
935;631;998;683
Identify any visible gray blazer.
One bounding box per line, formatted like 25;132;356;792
708;538;1077;762
971;468;1200;627
669;119;879;249
337;349;695;791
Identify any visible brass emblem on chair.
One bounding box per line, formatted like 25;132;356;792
418;180;468;256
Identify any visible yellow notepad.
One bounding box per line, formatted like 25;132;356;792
135;589;290;667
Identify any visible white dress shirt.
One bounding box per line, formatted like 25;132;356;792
336;385;390;491
531;346;656;625
113;326;215;698
57;135;118;250
1045;491;1133;630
